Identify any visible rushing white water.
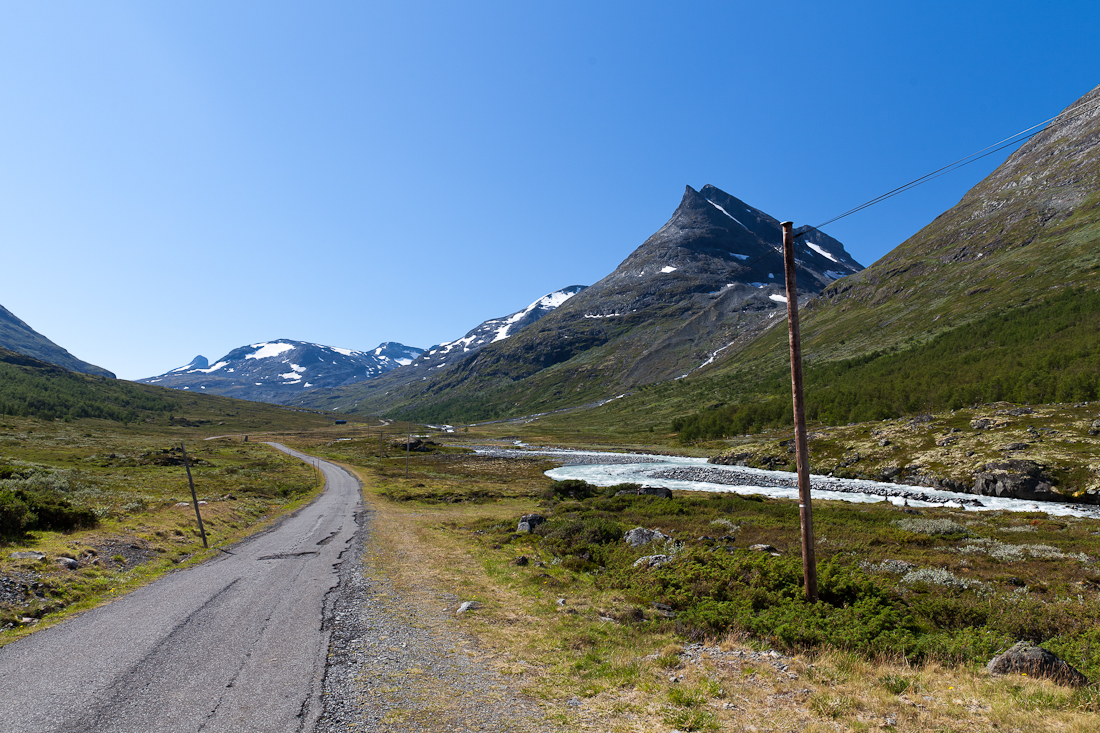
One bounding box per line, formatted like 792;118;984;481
476;448;1100;518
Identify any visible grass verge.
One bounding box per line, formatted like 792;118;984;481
300;436;1100;732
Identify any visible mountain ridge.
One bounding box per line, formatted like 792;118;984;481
0;304;115;378
138;340;422;404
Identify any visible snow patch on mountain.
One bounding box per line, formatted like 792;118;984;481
705;198;751;232
193;361;229;374
247;342;296;360
413;286;587;369
806;241;839;263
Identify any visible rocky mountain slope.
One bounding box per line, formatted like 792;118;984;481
299;185;862;420
298;286;589;414
413;286;587;372
0;303;115;378
139;340;421;404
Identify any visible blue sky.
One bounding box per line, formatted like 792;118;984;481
2;1;1097;380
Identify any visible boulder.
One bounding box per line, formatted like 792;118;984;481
972;460;1056;501
879;465;903;481
55;557;79;570
388;437;438;452
9;551;45;561
749;544;782;555
1089;419;1100;436
516;514;546;533
632;554;671;569
987;642;1089;687
614;486;673;499
623;527;672;548
970;417;1007;430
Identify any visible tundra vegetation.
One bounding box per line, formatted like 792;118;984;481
291;425;1100;732
0;403;343;639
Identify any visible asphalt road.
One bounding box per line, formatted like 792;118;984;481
0;444;361;733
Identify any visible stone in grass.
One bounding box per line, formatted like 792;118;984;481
632;554;671;569
9;551;46;560
749;544;782;555
455;601;480;615
987;642;1089;687
55;557;79;570
623;527;671;548
651;602;676;618
516;514;545;533
512;555;529;566
614;486;673;499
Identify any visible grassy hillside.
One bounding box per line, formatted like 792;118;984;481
672;286;1100;441
0;347;356;432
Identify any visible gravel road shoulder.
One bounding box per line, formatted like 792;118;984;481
316;501;558;732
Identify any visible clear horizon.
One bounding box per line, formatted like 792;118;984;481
2;1;1097;380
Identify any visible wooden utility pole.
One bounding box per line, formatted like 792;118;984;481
781;222;817;602
405;423;411;479
180;443;208;548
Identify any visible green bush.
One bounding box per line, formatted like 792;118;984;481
543;479;602;501
533;514;624;567
0;489;97;538
0;490;36;540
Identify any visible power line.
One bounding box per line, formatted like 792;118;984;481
794;94;1100;240
711;93;1100;284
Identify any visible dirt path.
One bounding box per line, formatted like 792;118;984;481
315;493;558;732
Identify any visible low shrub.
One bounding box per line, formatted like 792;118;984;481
544;479;602;501
0;489;36;539
0;489;97;539
533;514;624;567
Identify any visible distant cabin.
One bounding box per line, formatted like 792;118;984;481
334;420;347;425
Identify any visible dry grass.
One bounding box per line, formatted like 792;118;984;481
335;450;1100;733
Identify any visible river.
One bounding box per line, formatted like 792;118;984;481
474;446;1100;519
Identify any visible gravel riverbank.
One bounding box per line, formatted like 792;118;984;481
646;466;986;507
472;446;665;465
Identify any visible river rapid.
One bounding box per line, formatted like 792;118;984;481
474;446;1100;519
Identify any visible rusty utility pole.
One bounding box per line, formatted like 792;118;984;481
781;222;817;602
180;443;208;548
